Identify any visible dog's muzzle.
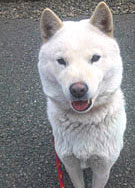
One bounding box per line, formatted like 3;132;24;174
69;82;92;113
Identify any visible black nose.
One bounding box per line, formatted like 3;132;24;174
70;82;88;98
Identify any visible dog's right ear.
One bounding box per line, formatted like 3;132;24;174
40;8;63;41
90;2;113;37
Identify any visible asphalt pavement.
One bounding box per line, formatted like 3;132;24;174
0;14;135;188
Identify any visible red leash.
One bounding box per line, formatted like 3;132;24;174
54;139;65;188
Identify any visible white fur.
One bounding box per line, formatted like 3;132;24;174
38;17;126;188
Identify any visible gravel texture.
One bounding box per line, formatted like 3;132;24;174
0;0;135;20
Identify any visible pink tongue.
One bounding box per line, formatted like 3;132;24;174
72;100;89;111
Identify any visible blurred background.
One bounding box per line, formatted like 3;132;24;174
0;0;135;20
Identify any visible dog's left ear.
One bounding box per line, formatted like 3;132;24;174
40;8;63;41
90;2;113;37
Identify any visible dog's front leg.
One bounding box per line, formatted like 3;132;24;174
63;156;85;188
91;169;110;188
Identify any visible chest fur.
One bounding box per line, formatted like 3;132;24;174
53;114;123;162
47;97;126;162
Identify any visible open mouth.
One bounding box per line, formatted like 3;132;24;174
71;99;92;113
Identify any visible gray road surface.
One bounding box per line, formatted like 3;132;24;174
0;14;135;188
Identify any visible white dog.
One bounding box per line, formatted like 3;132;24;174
38;2;126;188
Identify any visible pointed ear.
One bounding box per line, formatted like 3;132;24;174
90;2;113;37
40;8;63;41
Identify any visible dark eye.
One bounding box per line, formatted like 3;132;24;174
57;58;66;66
91;54;101;63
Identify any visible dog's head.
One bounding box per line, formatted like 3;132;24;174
38;2;123;113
